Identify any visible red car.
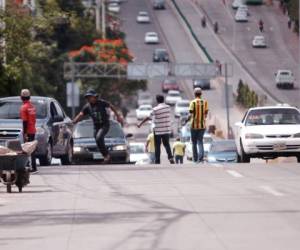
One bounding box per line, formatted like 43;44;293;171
161;79;180;93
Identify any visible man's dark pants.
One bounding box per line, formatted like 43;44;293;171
27;134;37;171
94;125;109;157
154;133;173;164
191;128;205;162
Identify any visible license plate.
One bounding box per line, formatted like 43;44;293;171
93;153;103;160
273;144;286;151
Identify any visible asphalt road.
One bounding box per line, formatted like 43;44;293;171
1;164;300;250
121;0;244;139
200;0;300;107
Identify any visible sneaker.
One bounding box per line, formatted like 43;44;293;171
103;155;111;164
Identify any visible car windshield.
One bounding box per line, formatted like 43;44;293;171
169;93;180;97
130;144;145;154
0;100;47;119
280;72;290;75
164;79;177;85
74;121;124;138
177;102;189;107
245;108;300;126
204;136;213;144
139;106;151;111
139;94;151;100
211;141;236;152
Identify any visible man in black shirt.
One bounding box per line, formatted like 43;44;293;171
73;89;123;163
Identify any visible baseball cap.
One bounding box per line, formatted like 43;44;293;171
84;89;98;98
194;87;202;95
20;89;31;97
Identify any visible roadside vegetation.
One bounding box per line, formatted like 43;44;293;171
236;79;258;108
0;0;145;116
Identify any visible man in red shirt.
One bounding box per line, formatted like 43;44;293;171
20;89;37;172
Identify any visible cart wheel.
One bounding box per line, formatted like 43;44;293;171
6;184;12;193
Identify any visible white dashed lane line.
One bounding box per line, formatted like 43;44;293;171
260;185;284;197
226;170;244;178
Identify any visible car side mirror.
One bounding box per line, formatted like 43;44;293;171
126;133;133;138
235;122;243;127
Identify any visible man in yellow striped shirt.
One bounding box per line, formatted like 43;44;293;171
188;87;208;163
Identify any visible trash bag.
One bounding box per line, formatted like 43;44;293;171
22;141;38;155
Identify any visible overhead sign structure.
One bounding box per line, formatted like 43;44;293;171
64;62;230;80
127;63;169;80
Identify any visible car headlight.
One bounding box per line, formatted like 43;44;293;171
74;146;83;152
207;156;216;162
294;133;300;138
113;145;127;151
245;133;264;139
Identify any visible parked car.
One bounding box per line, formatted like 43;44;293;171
186;133;213;161
73;119;131;163
165;90;182;106
161;78;180;93
145;32;159;44
174;99;190;118
207;140;238;163
129;142;149;163
136;105;152;120
153;48;169;62
0;96;74;165
234;105;300;163
275;70;294;89
137;92;153;106
252;35;267;48
193;79;211;90
153;0;165;9
108;3;120;13
136;11;150;23
235;10;248;22
180;124;191;142
232;0;244;9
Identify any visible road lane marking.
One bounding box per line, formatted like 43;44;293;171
260;185;284;197
226;170;244;178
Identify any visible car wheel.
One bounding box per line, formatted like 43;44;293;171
39;142;52;166
296;155;300;163
239;140;250;163
61;142;73;165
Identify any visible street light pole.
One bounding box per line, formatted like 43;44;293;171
101;0;106;39
95;0;101;32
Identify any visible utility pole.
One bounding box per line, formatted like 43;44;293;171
0;0;6;65
95;0;101;32
224;63;231;139
101;0;106;39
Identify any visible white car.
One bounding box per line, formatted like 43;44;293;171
137;11;150;23
174;99;190;118
145;32;159;44
129;142;149;163
237;5;248;14
235;105;300;163
186;133;213;161
235;10;248;22
165;90;182;106
107;0;123;3
136;104;152;120
108;3;120;13
252;35;267;48
275;69;294;89
137;92;153;106
232;0;244;9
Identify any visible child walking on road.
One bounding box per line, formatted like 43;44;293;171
173;138;186;164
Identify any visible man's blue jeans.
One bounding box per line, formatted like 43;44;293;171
191;129;205;162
